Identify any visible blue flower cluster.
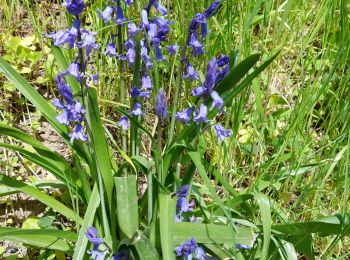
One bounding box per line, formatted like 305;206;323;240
177;56;232;142
175;185;195;222
176;237;211;260
98;1;172;129
47;0;99;143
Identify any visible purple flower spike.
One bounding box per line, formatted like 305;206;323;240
117;115;130;130
155;88;167;120
129;103;144;116
176;108;192;124
193;104;209;125
97;6;113;23
112;249;129;260
203;57;218;93
183;63;199;82
175;238;198;257
210;91;224;109
213;124;232;142
63;0;85;16
165;44;179;56
69;123;87;143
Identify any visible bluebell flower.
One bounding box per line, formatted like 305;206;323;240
117;115;130;130
155;88;167;120
210;91;224;109
141;75;153;90
165;44;179;55
78;30;99;57
193;104;209;125
176;184;190;197
70;123;88;143
175;184;195;222
212;124;232;142
153;17;171;31
126;48;136;65
153;1;167;15
61;62;82;83
52;98;65;109
128;22;139;36
192;86;206;97
183;63;199;82
62;0;85;16
97;6;113;23
154;45;165;61
141;43;153;69
235;244;253;250
216;54;230;67
104;42;119;57
112;249;129;260
215;65;230;84
115;5;127;24
176;108;193;124
85;227;107;260
47;20;80;49
130;86;150;99
129;103;144;116
204;0;222;19
188;13;206;37
189;34;204;57
55;76;74;104
202;57;218;94
56;109;71;126
175;238;197;258
141;9;150;29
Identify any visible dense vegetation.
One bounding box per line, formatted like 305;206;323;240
0;0;349;259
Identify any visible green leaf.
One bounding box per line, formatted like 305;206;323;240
115;176;139;239
133;232;160;260
215;54;261;95
256;194;272;260
159;194;176;260
0;173;82;224
0;227;76;252
174;222;255;246
73;184;100;260
272;214;350;237
85;87;114;218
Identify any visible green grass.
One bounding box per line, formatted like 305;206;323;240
0;0;349;258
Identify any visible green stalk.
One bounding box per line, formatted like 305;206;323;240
168;0;186;146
